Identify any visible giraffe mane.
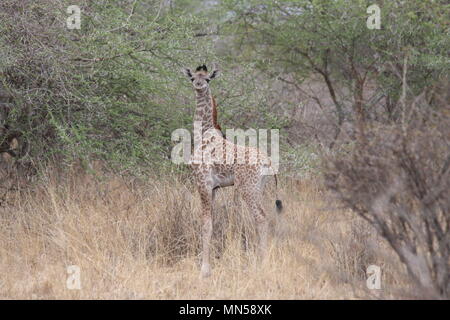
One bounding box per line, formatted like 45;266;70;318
211;95;222;133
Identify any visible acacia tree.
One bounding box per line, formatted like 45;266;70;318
219;0;449;147
0;0;286;175
218;0;449;297
0;0;218;174
325;91;449;298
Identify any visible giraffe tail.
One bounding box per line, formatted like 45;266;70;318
274;174;283;214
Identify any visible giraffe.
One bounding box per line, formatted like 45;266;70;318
183;64;282;278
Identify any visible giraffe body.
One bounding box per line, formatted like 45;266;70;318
184;65;281;278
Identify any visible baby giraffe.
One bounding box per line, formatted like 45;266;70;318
183;65;282;278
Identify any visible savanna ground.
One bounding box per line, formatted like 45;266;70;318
0;166;412;299
1;0;447;300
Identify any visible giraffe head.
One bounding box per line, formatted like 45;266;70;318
183;64;219;90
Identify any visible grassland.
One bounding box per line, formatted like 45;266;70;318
0;167;412;299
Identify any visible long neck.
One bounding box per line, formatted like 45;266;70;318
194;86;215;133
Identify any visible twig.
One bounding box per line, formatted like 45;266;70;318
401;55;408;132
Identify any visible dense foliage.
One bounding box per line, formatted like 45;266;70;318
2;0;447;175
0;0;284;174
1;0;449;298
219;0;449;146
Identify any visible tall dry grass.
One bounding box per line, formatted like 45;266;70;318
0;167;411;299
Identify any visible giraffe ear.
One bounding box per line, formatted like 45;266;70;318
183;68;193;80
209;69;220;80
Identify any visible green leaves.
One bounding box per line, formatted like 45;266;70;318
0;0;217;175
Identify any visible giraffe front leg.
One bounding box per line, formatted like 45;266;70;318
201;213;212;278
200;188;214;278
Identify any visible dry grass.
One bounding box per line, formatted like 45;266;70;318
0;167;412;299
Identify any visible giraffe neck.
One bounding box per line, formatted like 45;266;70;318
194;87;215;133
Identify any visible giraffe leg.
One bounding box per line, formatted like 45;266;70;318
199;186;215;278
232;188;249;251
240;185;268;260
255;204;268;260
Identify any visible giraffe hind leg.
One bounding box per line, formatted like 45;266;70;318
240;183;268;260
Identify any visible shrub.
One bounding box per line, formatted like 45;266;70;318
325;101;449;298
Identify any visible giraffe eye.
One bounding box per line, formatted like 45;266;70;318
190;78;194;82
205;78;210;83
